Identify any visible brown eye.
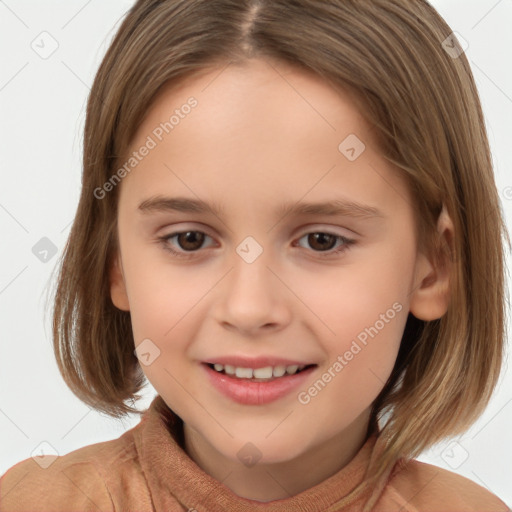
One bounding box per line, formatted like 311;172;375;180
175;231;206;251
159;229;355;261
159;230;214;259
305;233;338;252
295;231;355;258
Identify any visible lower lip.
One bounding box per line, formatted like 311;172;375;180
202;363;317;405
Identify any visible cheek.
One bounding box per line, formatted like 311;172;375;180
123;257;219;398
301;305;407;422
297;260;410;346
125;262;204;403
120;240;208;336
301;246;411;390
345;306;406;380
327;301;406;389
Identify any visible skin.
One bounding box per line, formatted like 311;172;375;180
110;57;453;502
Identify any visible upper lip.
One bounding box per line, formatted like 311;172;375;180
202;355;317;368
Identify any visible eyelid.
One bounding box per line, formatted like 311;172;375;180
158;223;358;257
295;223;358;237
158;222;357;241
157;222;217;238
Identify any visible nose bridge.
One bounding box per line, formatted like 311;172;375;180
216;233;288;332
230;234;275;299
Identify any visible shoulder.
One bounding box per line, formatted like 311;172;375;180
0;429;140;512
380;458;510;512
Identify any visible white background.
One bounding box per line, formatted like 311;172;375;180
1;0;511;507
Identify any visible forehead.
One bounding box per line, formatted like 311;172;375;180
140;58;373;147
121;58;411;219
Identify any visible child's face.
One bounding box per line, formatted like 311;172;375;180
110;58;439;464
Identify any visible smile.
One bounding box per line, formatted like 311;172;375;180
202;363;318;405
207;363;314;381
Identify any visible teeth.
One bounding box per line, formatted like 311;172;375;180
224;364;236;375
210;363;307;379
253;366;273;379
273;365;287;377
235;367;253;378
286;364;299;375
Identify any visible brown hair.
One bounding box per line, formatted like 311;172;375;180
48;0;510;505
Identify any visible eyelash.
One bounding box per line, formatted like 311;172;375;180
157;230;356;260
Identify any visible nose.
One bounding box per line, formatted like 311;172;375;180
214;245;292;336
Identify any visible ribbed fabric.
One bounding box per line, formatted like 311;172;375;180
1;394;509;511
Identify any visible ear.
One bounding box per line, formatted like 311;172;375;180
409;204;454;321
109;252;130;311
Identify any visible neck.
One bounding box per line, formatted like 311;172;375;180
183;408;372;502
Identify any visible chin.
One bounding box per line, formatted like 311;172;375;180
218;434;308;466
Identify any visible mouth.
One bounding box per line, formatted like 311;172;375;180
203;362;317;382
202;361;318;405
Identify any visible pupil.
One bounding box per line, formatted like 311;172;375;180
310;233;335;251
179;231;204;250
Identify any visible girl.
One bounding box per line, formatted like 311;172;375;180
1;0;510;510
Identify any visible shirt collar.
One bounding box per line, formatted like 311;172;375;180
134;394;385;512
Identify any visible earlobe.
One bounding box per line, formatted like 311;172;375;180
409;204;454;322
109;253;130;311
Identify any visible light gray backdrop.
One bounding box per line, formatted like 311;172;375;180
1;0;511;506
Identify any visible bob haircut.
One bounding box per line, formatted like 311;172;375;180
49;0;510;501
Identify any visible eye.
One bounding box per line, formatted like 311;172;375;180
158;229;356;260
295;232;356;258
158;230;214;259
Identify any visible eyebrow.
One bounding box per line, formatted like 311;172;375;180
137;195;384;220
